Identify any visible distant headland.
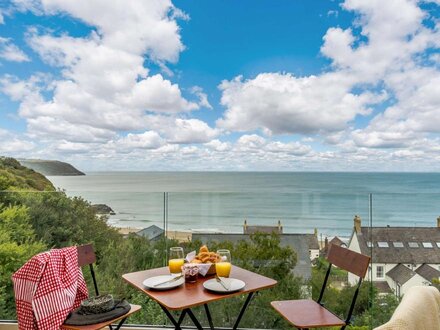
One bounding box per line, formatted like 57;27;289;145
18;159;85;176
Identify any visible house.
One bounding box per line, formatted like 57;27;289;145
135;225;164;241
320;236;347;257
243;219;283;234
348;215;440;297
192;221;319;281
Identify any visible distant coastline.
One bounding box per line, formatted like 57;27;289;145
19;159;85;176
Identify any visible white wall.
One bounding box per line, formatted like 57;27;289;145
347;233;364;285
401;274;429;296
348;232;361;254
310;248;319;260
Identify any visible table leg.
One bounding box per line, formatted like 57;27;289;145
204;304;215;330
186;308;204;330
177;309;187;326
158;304;182;330
232;292;254;330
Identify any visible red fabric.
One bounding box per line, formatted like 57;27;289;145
12;246;89;330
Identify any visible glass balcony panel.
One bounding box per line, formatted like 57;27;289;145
369;193;440;329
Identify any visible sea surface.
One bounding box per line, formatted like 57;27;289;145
48;172;440;237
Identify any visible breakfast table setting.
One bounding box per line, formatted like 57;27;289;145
122;245;277;330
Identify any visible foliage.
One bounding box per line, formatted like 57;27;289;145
311;257;399;329
0;205;47;319
15;192;120;252
352;292;399;328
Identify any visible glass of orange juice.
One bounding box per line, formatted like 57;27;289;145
169;247;184;275
216;249;232;277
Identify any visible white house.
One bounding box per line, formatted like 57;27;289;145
347;215;440;297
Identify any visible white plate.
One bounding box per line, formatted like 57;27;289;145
142;275;184;290
203;278;245;293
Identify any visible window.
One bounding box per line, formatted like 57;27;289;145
436;242;440;248
376;265;384;278
393;242;404;247
378;242;389;248
366;241;373;248
423;242;433;248
408;242;419;248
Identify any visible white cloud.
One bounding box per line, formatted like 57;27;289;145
0;37;30;62
205;139;231;152
321;0;437;83
110;131;165;150
164;118;219;144
265;141;312;156
39;0;186;63
0;129;35;153
0;0;215;149
218;0;440;166
217;72;382;135
2;0;440;171
237;134;267;149
191;86;212;110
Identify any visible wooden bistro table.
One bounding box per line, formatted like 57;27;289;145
122;265;277;330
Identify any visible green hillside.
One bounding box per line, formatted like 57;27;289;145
0;157;55;191
18;159;85;176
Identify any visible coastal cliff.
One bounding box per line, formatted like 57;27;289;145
0;157;55;190
18;159;85;176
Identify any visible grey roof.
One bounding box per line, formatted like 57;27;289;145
191;233;318;280
356;227;440;264
136;225;164;240
374;281;392;294
245;226;281;234
386;264;416;285
415;264;440;282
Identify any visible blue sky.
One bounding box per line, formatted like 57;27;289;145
0;0;439;171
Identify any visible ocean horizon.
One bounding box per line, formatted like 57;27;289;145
48;171;440;237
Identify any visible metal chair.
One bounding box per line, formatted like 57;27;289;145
271;244;370;330
63;244;141;330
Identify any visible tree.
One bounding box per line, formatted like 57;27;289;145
0;205;47;319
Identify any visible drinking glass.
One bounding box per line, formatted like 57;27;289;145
169;247;184;275
216;249;232;277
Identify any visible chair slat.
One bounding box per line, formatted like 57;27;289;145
271;300;345;328
326;244;370;278
77;244;96;267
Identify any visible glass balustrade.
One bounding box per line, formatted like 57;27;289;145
2;189;440;329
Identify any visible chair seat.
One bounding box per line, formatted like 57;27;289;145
271;299;345;329
62;304;141;330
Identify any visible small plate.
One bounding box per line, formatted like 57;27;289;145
203;278;245;293
143;275;184;290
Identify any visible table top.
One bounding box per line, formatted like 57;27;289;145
122;265;277;310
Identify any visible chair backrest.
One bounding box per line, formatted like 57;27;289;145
77;244;99;296
326;244;370;278
318;244;371;329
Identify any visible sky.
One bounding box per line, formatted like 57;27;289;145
0;0;440;171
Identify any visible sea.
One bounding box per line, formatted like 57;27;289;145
47;172;440;237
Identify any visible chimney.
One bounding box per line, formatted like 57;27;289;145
354;215;362;234
437;216;440;228
314;228;318;237
243;219;248;234
277;220;283;234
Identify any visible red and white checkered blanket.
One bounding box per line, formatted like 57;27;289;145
12;246;89;330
